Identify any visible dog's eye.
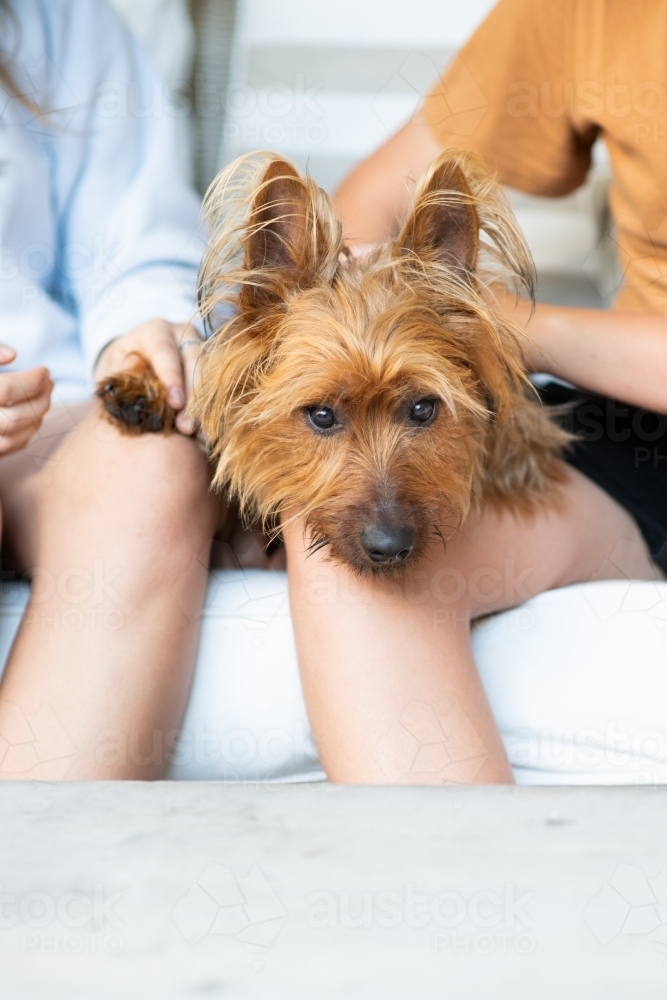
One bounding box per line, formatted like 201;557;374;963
409;398;438;425
305;404;338;432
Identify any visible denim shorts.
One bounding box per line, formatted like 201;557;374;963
538;381;667;573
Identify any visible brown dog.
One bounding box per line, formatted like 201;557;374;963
98;150;568;574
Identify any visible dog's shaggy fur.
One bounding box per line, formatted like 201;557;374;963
98;150;569;574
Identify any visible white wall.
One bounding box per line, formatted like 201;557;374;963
240;0;494;47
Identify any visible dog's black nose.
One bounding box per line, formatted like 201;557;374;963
360;525;415;564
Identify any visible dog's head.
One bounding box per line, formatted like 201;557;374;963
196;150;562;574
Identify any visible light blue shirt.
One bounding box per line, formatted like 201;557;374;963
0;0;202;402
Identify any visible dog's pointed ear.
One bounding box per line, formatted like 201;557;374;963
395;156;479;274
242;158;338;312
246;159;308;273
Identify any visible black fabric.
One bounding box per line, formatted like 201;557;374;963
537;382;667;573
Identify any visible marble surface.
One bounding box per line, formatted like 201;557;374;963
2;782;667;998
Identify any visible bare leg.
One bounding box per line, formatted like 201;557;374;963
284;466;660;784
0;403;220;779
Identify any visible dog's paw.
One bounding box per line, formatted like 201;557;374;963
96;365;175;435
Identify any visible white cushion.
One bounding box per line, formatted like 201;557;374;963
167;570;323;782
1;572;665;784
474;580;667;784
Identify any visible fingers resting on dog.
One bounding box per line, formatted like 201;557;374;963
0;345;53;456
94;318;204;436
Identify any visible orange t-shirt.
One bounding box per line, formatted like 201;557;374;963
420;0;667;313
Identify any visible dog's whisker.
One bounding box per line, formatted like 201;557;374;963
432;525;447;551
429;516;471;551
306;537;331;559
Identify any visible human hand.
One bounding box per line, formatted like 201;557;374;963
0;345;53;456
94;318;203;435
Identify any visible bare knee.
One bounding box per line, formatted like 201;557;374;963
36;413;219;575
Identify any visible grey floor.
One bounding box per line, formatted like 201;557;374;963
2;782;667;998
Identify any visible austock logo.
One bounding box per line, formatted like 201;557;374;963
0;702;76;780
172;863;287;954
584;862;667;963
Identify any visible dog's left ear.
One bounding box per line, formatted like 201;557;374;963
246;159;310;273
395;155;479;274
242;158;339;312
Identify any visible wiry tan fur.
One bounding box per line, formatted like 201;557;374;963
190;149;569;573
98;149;570;574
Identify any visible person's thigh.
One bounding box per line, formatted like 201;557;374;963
0;402;222;779
0;401;223;569
0;402;92;572
284;464;659;784
432;464;660;620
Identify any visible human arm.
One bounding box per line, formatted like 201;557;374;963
337;0;589;245
49;2;204;430
500;293;667;414
336;115;443;247
338;113;667;413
